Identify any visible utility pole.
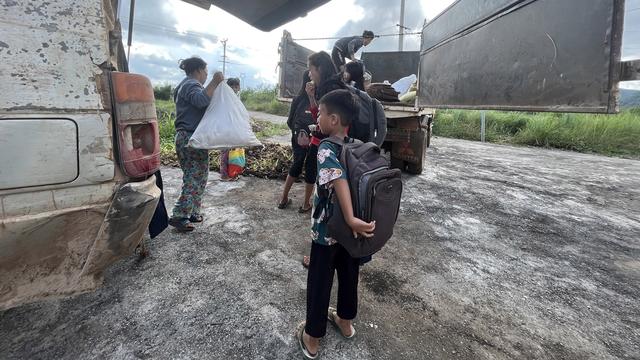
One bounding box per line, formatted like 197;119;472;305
220;38;228;76
398;0;405;51
480;111;486;142
127;0;136;61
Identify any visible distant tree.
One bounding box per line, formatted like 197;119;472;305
620;89;640;109
153;84;173;101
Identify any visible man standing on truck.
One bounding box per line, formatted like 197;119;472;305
331;31;375;72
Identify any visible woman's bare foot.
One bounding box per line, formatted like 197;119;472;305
303;331;320;355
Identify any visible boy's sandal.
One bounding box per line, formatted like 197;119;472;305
277;198;292;209
296;321;318;359
189;214;204;223
327;307;356;339
168;217;195;232
302;255;310;269
298;205;312;214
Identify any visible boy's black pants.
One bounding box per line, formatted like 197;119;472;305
305;241;360;338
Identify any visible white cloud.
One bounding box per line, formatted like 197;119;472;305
621;81;640;90
130;42;173;60
420;0;455;20
152;0;364;87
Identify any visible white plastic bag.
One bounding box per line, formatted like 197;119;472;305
188;83;262;149
391;74;417;96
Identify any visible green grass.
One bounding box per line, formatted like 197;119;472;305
251;119;290;139
240;86;290;116
433;109;640;158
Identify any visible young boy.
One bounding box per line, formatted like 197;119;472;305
297;89;376;359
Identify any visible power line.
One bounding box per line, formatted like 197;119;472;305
293;32;421;41
120;17;217;42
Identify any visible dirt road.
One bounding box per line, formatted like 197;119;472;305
1;138;639;359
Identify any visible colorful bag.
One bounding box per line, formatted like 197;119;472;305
227;148;246;178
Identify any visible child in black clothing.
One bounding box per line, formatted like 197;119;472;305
296;89;376;359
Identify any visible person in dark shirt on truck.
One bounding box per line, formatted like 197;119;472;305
331;30;375;72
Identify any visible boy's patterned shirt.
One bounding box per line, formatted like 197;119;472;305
311;141;347;246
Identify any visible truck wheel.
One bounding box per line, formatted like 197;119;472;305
390;157;405;170
407;162;423;175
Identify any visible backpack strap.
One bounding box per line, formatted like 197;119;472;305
372;98;379;137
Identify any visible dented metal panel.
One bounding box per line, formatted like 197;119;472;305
81;176;161;276
0;176;159;311
0;204;110;310
0;0;110;111
1;182;116;219
417;0;625;113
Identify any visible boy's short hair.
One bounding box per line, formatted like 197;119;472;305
362;30;375;39
319;89;358;127
226;77;240;87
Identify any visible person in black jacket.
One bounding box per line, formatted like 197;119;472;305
343;61;366;91
278;71;315;213
331;30;375;72
294;51;347;268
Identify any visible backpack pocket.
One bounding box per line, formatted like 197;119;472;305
365;173;403;244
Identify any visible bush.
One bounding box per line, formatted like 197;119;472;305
240;86;290;116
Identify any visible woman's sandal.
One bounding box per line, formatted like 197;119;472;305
168;217;195;233
302;255;310;269
298;205;312;214
189;214;204;223
277;198;292;209
327;307;356;339
296;321;318;359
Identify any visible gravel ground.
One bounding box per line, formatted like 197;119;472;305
1;137;639;360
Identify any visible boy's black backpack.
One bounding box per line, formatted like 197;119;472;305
346;86;387;146
319;137;402;258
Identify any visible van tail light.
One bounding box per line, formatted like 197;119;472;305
110;72;161;178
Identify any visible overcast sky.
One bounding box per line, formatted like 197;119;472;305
120;0;640;90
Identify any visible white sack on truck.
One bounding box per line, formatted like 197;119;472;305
391;74;417;97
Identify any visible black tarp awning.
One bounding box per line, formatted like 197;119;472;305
180;0;331;31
